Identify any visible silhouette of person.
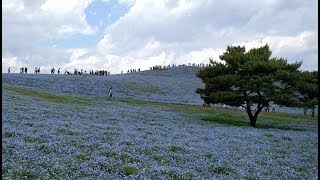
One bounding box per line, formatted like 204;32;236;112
108;87;112;98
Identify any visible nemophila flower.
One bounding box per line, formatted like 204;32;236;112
2;68;318;179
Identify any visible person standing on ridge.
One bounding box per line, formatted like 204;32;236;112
108;87;112;98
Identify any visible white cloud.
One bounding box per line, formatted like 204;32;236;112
234;30;318;70
94;0;317;73
2;57;24;70
2;0;318;74
179;48;225;65
2;0;25;12
2;0;95;73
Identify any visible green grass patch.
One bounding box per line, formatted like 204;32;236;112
123;166;139;176
140;147;160;156
202;116;248;127
202;114;308;130
177;104;317;130
76;151;92;162
169;145;184;153
161;170;183;180
153;155;171;165
117;98;149;105
264;134;275;138
119;154;135;163
3;84;92;105
259;112;317;123
58;129;78;136
244;174;260;180
205;152;213;159
36;144;52;154
281;136;292;141
114;97;317;130
298;165;310;173
209;165;236;175
101;151;117;158
24;136;43;144
4;132;16;138
12;171;43;179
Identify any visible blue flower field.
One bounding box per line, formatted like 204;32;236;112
2;66;318;179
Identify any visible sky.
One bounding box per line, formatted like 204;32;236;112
2;0;318;74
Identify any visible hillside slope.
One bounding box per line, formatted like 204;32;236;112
2;66;316;115
2;66;205;105
2;66;318;179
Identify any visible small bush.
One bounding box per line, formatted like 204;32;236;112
4;132;16;138
123;166;139;176
209;165;235;175
169;146;184;152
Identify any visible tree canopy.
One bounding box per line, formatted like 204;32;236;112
295;71;318;116
196;44;305;127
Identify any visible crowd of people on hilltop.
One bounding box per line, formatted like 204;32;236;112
121;62;210;74
8;67;40;74
7;62;210;75
149;63;209;71
89;70;110;76
35;67;40;74
19;67;28;73
7;66;111;75
63;69;110;76
124;68;141;73
50;67;61;74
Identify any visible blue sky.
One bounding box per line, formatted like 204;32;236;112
2;0;318;74
48;0;130;48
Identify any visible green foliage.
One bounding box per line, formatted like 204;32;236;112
295;71;318;110
169;145;184;153
202;116;248;127
209;165;236;175
4;132;16;138
123;166;139;176
196;44;304;126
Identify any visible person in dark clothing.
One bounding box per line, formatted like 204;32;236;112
108;87;112;98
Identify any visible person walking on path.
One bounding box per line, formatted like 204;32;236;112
108;87;112;98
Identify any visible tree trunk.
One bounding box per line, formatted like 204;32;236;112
246;104;257;127
249;116;257;127
246;102;263;127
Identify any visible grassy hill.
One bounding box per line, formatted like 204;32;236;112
2;66;318;179
2;66;204;105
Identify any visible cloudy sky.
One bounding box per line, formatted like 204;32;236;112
2;0;318;74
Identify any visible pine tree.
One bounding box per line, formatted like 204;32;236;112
196;44;302;127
